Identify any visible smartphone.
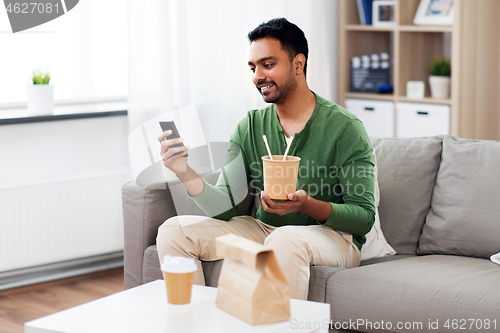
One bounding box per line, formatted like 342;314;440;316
159;121;188;157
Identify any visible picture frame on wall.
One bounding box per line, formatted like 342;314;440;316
372;1;396;27
413;0;453;25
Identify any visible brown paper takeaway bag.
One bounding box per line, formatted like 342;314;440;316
215;233;291;325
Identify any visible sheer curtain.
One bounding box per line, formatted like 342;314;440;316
127;0;338;142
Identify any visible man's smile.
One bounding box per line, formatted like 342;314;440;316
258;83;275;94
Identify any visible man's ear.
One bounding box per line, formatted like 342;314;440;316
294;54;306;75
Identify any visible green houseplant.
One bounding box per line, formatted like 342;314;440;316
27;71;54;116
31;71;51;85
429;57;451;99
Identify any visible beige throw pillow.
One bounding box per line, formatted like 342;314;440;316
360;150;396;260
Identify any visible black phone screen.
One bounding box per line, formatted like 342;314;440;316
159;121;188;157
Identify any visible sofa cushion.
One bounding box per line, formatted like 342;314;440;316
328;255;500;332
370;136;443;254
359;254;415;266
418;135;500;258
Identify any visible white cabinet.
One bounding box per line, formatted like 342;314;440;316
396;102;450;138
345;99;394;138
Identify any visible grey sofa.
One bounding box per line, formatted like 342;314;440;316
122;135;500;332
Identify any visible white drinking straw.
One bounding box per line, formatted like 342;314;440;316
282;136;294;161
262;135;273;160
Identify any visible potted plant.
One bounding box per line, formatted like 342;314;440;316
27;71;53;116
429;57;451;99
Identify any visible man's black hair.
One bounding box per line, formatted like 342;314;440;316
248;18;309;76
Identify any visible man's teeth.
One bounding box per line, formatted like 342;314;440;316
261;84;273;92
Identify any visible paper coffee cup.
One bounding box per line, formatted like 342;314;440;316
161;256;197;305
262;155;301;200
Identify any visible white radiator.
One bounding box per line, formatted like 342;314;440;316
0;171;128;272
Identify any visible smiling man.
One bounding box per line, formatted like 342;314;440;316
156;18;375;300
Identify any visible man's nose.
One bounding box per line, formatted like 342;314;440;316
253;67;266;85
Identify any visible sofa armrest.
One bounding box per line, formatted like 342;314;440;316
122;181;177;289
308;266;347;302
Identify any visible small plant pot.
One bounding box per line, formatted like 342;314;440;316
26;85;54;116
429;76;450;99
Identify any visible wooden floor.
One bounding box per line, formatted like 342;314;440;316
0;268;124;333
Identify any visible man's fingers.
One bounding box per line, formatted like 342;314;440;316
260;196;276;213
160;137;183;147
164;151;186;164
261;198;283;215
260;190;305;216
297;190;307;197
160;137;184;155
261;195;293;215
288;190;307;201
260;192;275;211
261;197;269;210
261;191;277;208
162;145;190;162
157;130;172;143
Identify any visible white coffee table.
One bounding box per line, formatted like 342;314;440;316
25;280;330;333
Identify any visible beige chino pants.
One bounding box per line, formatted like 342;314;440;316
156;215;361;300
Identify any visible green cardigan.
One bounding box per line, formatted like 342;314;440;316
191;93;375;250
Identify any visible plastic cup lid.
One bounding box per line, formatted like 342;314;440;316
161;255;197;273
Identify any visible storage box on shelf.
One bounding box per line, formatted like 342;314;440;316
396;102;450;138
345;99;394;138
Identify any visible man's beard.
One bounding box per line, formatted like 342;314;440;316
260;68;297;104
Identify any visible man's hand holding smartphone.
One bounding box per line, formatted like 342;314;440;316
158;121;190;176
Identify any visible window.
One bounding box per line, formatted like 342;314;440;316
0;0;128;104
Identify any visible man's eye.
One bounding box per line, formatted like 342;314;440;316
265;63;274;68
249;67;255;73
